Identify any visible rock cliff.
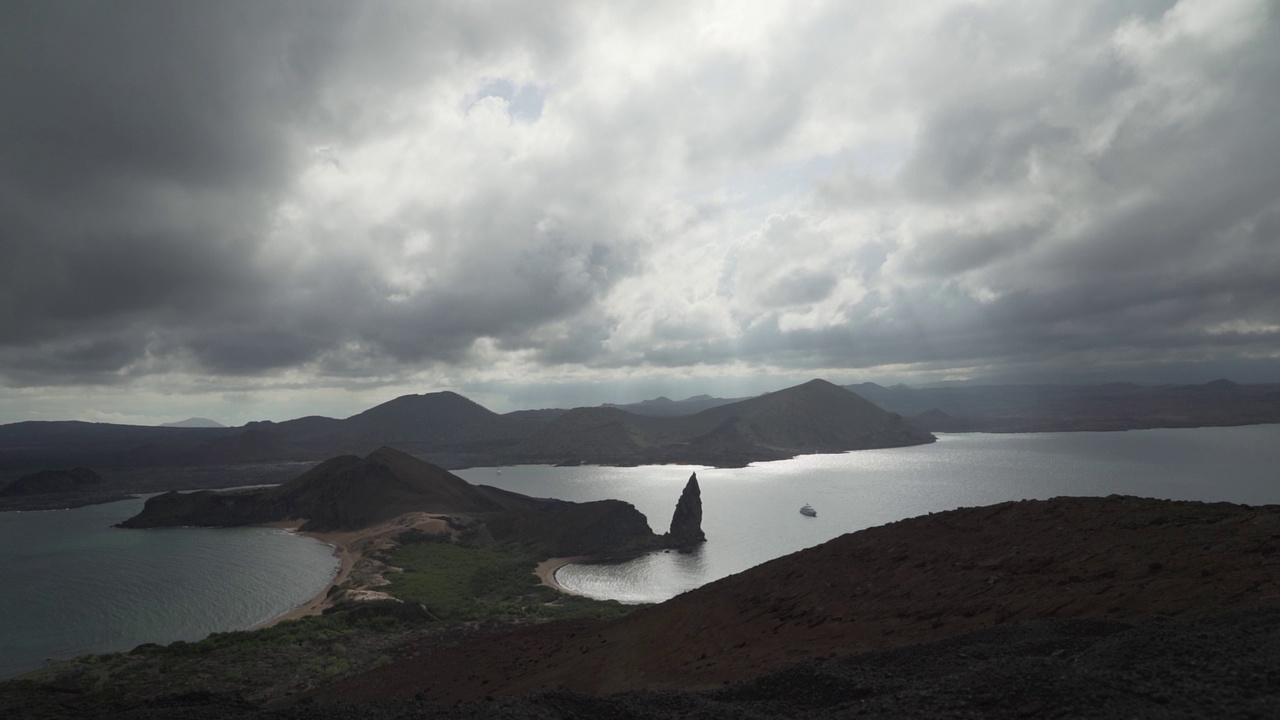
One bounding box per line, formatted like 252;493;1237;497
664;472;706;548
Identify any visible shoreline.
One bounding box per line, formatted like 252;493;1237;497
253;513;647;630
534;556;592;595
258;531;597;629
252;521;358;629
251;513;461;628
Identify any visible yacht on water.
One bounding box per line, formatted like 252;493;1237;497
800;503;816;517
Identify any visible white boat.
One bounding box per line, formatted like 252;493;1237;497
800;503;816;517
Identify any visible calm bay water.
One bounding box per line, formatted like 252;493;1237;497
1;425;1277;679
459;425;1280;604
0;496;338;679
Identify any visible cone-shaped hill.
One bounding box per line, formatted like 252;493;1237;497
118;447;693;556
512;379;934;466
335;391;515;445
261;447;506;529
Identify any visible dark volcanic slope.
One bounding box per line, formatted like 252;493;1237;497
11;607;1280;719
323;495;1280;704
271;606;1280;720
514;379;933;466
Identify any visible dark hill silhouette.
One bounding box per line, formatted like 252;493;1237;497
117;447;696;555
176;427;313;465
262;415;344;443
139;394;556;469
0;467;103;496
500;408;568;435
511;407;670;464
847;380;1280;431
258;392;549;459
604;393;744;417
910;408;973;432
690;379;932;452
0;420;227;452
338;392;513;444
513;379;933;466
160;417;225;428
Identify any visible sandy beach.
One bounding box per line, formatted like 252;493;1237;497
533;556;592;595
254;514;453;628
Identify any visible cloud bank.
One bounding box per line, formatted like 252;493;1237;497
2;0;1278;422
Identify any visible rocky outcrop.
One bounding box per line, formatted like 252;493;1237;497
0;467;103;496
664;472;705;548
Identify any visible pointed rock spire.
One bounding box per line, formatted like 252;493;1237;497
665;472;706;548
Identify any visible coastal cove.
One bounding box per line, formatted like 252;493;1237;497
0;497;339;679
2;424;1278;680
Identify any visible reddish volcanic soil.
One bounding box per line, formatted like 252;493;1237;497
318;495;1280;705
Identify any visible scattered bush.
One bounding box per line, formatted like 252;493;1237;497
393;527;450;545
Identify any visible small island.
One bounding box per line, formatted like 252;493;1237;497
117;446;705;618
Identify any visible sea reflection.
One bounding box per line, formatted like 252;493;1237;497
557;544;708;604
462;425;1280;604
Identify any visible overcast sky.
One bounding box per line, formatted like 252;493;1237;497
2;0;1278;425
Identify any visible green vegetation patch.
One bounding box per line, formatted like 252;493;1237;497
382;539;632;623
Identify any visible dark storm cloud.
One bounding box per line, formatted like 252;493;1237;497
0;0;622;386
0;1;352;376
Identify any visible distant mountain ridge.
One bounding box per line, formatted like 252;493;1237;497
160;417;225;428
0;467;103;497
2;379;1277;494
603;394;745;417
512;379;935;466
843;379;1280;432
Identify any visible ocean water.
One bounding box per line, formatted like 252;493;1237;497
2;425;1277;679
458;425;1280;604
0;496;338;679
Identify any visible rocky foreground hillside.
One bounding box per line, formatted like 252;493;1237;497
319;495;1280;704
